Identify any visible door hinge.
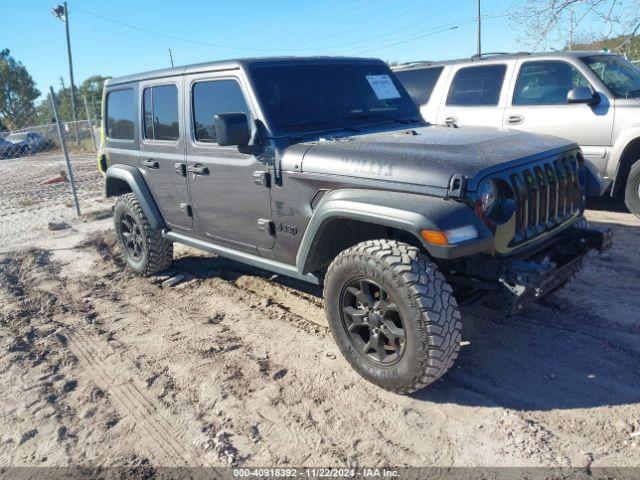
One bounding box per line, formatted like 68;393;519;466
180;203;193;217
253;171;271;188
257;218;274;236
174;162;186;177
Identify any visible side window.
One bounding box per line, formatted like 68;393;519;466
446;64;507;106
192;79;251;144
394;66;444;106
106;89;135;140
143;84;179;141
513;61;591;105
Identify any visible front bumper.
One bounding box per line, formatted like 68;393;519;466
497;226;612;315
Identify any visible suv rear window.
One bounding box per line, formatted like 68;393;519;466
143;84;179;141
446;64;507;106
192;80;251;144
106;89;135;140
394;66;444;106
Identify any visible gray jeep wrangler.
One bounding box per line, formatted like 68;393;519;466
99;57;611;393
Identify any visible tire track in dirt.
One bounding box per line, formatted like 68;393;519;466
64;328;205;466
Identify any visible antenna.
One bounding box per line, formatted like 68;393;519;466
168;48;174;67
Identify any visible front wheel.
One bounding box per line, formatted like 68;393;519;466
625;159;640;218
323;239;461;394
113;193;173;276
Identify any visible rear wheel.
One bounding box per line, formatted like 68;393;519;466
113;193;173;276
625;159;640;218
323;239;461;394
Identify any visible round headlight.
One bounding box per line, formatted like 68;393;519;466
479;180;498;215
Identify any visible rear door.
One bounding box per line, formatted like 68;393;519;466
436;62;511;128
186;72;273;250
138;77;192;230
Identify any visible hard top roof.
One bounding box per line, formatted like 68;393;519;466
106;56;384;87
392;50;618;71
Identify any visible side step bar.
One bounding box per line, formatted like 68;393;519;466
162;230;320;285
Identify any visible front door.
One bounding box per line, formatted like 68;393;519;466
186;74;273;250
503;59;614;174
139;77;191;229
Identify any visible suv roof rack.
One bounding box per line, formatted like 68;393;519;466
471;51;531;60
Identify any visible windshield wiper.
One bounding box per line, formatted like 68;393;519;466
341;112;423;126
626;89;640;98
281;119;360;133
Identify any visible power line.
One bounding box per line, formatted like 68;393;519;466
350;14;508;56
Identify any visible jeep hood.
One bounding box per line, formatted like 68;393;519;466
297;125;575;190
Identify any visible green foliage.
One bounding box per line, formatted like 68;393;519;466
0;49;40;129
571;35;640;62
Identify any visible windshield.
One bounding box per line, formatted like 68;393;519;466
250;63;423;136
6;133;27;142
581;55;640;98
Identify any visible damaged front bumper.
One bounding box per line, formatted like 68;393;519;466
498;226;613;314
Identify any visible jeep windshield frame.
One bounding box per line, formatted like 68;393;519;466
249;61;424;138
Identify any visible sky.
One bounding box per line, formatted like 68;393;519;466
3;0;527;97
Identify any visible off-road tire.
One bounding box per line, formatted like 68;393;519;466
625;159;640;218
114;193;173;276
323;239;461;394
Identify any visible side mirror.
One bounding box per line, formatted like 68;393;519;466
214;113;250;146
567;86;600;106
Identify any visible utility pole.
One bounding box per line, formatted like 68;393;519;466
476;0;482;57
168;48;174;67
568;9;574;51
52;2;80;146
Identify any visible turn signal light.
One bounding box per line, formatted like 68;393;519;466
421;229;449;246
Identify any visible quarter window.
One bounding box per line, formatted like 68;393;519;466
192;80;251;143
143;84;179;141
446;64;507;106
513;61;591;105
394;66;444;106
106;89;135;140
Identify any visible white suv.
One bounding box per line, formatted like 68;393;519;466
393;52;640;216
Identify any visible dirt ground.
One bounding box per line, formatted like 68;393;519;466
0;154;639;471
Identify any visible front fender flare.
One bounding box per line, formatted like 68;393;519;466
105;164;165;230
296;189;493;274
609;125;640;192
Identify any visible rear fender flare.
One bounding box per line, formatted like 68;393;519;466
105;164;165;230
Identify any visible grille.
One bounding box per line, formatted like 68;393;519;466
508;152;583;246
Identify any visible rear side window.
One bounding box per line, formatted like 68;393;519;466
143;84;179;141
446;64;507;106
106;89;134;140
394;66;444;106
192;80;251;144
513;61;591;105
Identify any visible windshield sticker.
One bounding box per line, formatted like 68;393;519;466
366;75;401;100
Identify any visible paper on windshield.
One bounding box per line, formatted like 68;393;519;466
366;75;401;100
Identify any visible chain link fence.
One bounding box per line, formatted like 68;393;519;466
0;91;110;254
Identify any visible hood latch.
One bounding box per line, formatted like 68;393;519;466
446;174;467;200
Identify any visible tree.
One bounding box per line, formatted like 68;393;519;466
509;0;640;56
0;49;40;129
79;75;109;119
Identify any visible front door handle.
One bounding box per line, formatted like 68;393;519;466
506;114;524;125
141;159;159;169
444;116;458;126
187;164;209;176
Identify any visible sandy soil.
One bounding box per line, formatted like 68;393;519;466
0;155;639;470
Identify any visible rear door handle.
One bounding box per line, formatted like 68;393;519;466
506;115;524;125
444;116;458;126
187;164;209;176
141;159;159;169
